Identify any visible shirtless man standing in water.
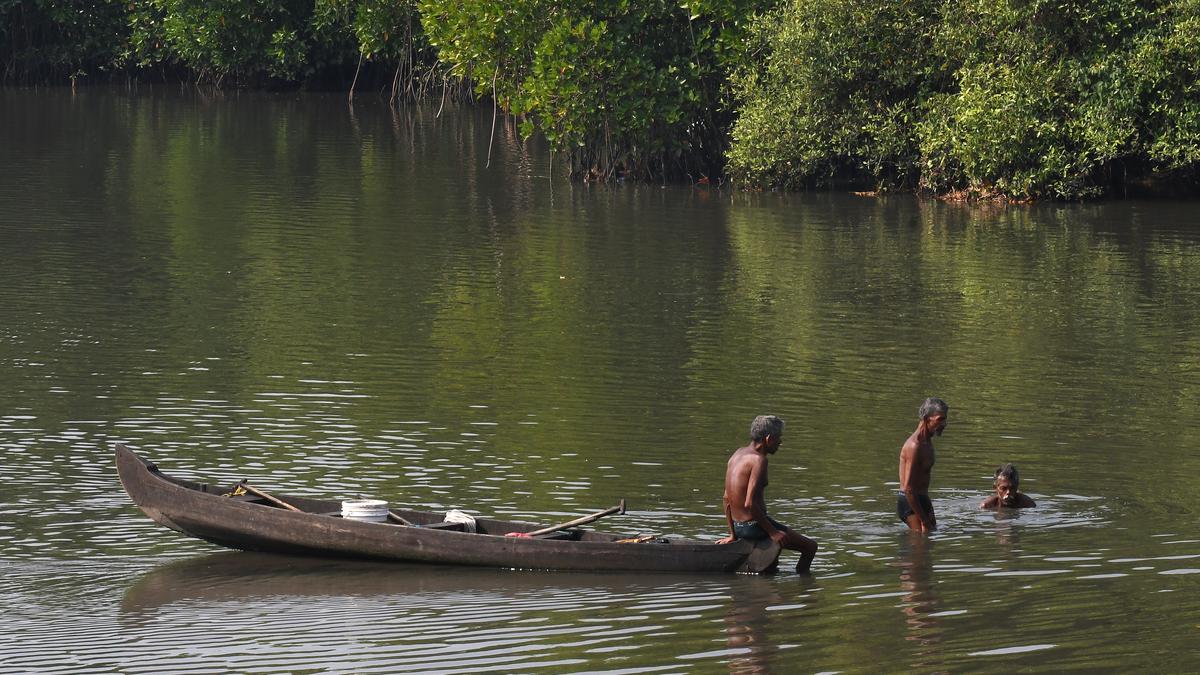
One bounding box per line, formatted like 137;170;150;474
898;397;948;533
717;415;818;573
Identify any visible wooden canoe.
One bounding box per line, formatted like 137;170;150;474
116;444;782;573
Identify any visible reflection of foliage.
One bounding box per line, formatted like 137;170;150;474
6;92;1200;530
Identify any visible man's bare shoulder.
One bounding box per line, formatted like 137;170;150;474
728;446;764;468
981;494;1037;509
729;445;757;459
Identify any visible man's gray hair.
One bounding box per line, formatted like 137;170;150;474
917;397;948;420
750;415;784;442
994;463;1020;486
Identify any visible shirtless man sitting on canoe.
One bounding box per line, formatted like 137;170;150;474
717;415;818;573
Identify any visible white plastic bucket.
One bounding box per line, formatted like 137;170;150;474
341;499;389;522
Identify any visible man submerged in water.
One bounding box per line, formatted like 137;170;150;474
980;463;1036;509
716;415;818;573
898;397;947;532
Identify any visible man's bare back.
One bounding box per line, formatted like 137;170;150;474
723;446;768;523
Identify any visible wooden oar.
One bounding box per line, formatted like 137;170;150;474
386;510;416;526
516;499;627;537
239;482;302;512
239;483;416;526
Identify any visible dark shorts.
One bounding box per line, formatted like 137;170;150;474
733;516;786;541
897;493;934;523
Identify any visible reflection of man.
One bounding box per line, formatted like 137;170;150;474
717;415;818;573
980;463;1036;509
898;533;943;660
723;578;784;674
898;398;947;532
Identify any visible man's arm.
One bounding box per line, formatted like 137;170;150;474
1018;494;1036;508
716;491;737;544
899;441;935;530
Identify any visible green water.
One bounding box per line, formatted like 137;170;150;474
1;88;1198;672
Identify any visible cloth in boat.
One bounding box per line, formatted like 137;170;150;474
732;516;785;540
444;509;477;533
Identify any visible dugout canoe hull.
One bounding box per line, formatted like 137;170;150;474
116;444;781;573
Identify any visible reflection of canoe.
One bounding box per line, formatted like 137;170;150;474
120;551;712;613
116;445;780;573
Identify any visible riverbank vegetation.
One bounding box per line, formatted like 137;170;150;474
730;0;1200;199
1;0;446;97
2;0;1197;198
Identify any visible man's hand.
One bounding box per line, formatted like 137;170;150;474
769;529;787;546
716;536;735;545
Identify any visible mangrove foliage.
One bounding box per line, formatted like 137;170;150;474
729;0;1200;198
2;0;1198;198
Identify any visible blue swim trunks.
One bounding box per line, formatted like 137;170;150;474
732;516;786;540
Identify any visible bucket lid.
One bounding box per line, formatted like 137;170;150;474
342;499;388;509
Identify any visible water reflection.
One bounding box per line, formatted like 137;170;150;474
115;552;815;673
896;533;943;669
2;89;1200;672
120;552;484;615
988;514;1021;552
722;578;789;674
